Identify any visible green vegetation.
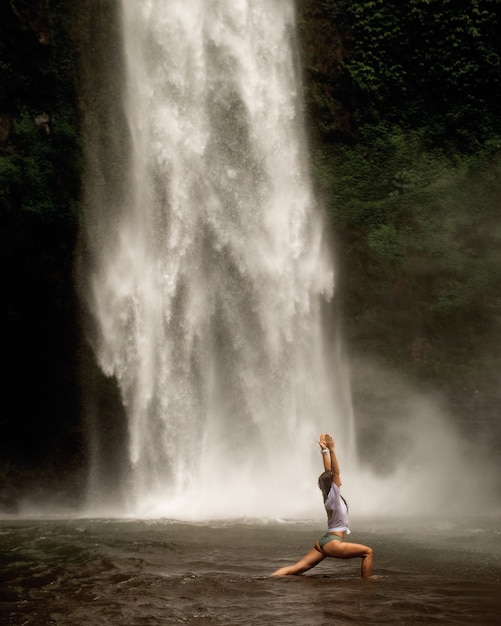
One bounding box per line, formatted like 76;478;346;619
0;0;84;503
298;0;501;413
0;0;81;218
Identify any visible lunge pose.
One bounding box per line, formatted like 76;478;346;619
272;433;373;578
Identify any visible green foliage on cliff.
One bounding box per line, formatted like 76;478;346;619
298;0;501;407
300;0;501;150
0;0;81;219
0;0;84;494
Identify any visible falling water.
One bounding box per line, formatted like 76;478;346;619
77;0;501;522
80;0;352;519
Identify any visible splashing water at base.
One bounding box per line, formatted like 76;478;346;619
80;1;353;519
3;518;501;626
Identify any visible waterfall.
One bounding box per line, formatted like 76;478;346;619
80;0;353;519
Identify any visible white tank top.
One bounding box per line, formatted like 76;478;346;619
325;483;351;534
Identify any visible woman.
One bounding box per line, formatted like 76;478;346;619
272;433;373;578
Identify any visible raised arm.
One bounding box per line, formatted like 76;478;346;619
325;434;342;487
318;433;331;472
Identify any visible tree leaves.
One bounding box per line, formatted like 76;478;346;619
298;0;501;396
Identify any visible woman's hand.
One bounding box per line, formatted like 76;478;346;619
318;433;327;450
325;434;335;451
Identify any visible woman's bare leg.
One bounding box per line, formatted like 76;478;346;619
322;540;373;578
272;546;325;576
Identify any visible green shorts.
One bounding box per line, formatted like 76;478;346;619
319;533;343;548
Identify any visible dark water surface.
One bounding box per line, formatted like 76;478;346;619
1;516;500;625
